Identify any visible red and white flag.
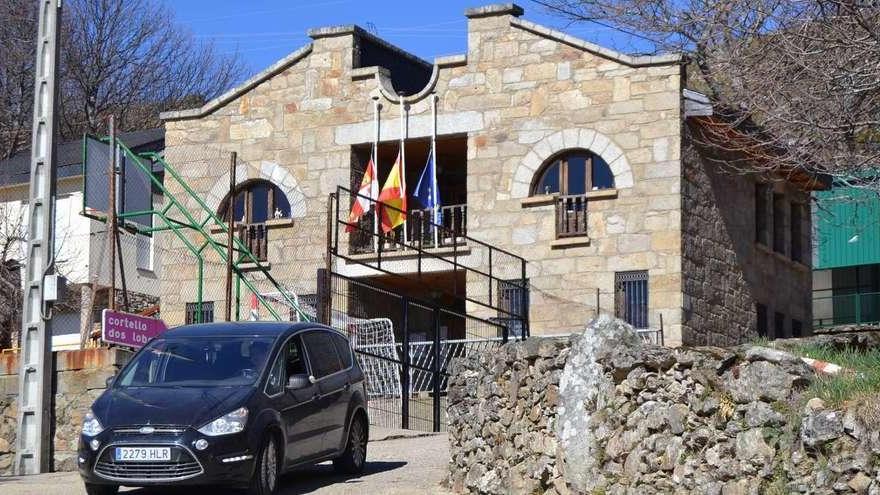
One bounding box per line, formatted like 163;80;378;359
346;158;379;232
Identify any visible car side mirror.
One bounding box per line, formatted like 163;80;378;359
105;374;116;388
286;374;312;390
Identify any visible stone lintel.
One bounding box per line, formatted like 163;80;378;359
551;237;591;249
521;194;557;208
334;111;484;145
465;3;524;18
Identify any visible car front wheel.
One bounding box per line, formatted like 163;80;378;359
248;434;280;495
333;415;367;474
84;483;118;495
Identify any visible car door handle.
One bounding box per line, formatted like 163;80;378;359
344;382;350;391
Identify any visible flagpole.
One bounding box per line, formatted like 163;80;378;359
372;96;380;253
399;94;408;244
431;92;439;248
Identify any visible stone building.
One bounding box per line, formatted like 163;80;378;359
159;3;825;346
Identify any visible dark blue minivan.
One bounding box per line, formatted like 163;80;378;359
77;322;369;495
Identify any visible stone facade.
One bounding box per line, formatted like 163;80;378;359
681;140;812;346
0;348;131;474
159;3;815;345
447;317;880;494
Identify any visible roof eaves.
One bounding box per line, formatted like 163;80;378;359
683;89;713;117
510;17;682;67
160;44;313;122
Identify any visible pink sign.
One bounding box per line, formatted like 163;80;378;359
102;309;168;348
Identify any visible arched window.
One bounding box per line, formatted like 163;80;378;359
531;150;614;196
219;179;291;224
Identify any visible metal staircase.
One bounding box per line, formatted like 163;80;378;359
108;139;310;323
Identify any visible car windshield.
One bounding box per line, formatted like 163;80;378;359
115;337;275;388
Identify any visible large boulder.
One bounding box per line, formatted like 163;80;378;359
556;315;640;493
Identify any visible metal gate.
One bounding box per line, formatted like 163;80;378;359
322;272;510;432
322;187;530;431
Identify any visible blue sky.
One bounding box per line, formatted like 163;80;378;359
165;1;649;76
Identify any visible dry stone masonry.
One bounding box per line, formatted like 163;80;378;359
0;348;130;474
447;316;880;494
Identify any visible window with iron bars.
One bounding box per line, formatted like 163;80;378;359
615;270;649;329
185;301;214;324
497;279;529;338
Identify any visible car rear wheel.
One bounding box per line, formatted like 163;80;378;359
248;434;280;495
333;414;367;474
84;483;118;495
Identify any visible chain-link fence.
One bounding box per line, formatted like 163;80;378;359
0;138;331;351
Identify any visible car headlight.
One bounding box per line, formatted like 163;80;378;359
81;410;104;437
198;407;248;436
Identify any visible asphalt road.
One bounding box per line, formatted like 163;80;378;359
0;431;451;495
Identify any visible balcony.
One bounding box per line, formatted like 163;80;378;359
556;194;588;238
237;223;268;261
350;204;467;255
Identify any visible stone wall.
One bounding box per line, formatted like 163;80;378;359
681;138;812;346
448;316;880;494
0;348;131;475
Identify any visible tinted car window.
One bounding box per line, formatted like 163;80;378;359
302;331;342;379
331;334;353;369
117;337;274;387
265;351;285;396
285;337;308;377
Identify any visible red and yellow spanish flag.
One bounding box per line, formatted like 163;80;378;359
378;152;407;233
345;157;378;233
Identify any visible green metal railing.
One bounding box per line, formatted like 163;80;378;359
83;136;310;323
813;291;880;327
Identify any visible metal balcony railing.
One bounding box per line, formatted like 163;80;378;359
556;194;588;238
813;292;880;327
238;223;268;261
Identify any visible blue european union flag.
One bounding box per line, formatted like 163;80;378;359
413;150;440;216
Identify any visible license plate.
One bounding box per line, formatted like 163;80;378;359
114;447;171;462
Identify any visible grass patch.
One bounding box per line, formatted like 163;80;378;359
790;344;880;408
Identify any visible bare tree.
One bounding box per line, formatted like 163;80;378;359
60;0;243;136
0;0;37;159
534;0;880;186
0;0;244;158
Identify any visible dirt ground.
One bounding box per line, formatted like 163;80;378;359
0;429;452;495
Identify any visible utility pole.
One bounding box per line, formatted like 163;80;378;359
225;152;237;321
15;0;62;475
107;116;117;311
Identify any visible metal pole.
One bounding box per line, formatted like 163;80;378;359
431;93;439;247
15;0;61;475
400;298;410;429
659;313;665;346
108;115;117;311
372;96;380;254
399;95;408;244
225;152;236;321
432;307;441;432
522;259;529;339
